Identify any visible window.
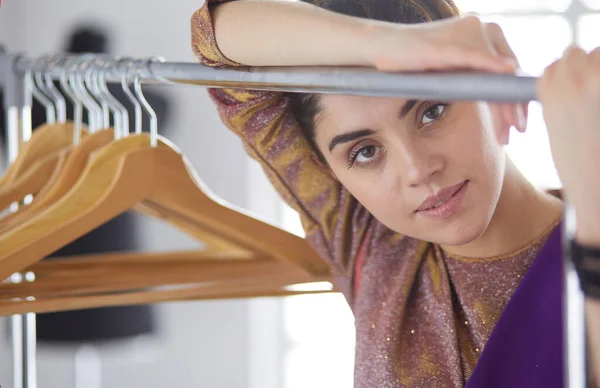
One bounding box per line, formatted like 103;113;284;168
278;1;598;387
283;292;356;388
581;0;600;10
578;14;600;49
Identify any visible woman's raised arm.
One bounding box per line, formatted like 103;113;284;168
208;0;518;72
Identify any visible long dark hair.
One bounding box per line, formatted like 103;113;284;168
287;0;461;163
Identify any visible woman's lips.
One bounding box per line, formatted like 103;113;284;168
417;181;469;220
417;181;467;211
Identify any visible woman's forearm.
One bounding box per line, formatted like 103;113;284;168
211;0;384;67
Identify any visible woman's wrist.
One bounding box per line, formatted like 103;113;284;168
576;224;600;247
574;206;600;247
570;238;600;300
348;19;399;68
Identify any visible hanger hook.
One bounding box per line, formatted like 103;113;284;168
60;55;84;144
134;56;164;147
85;56;110;129
72;54;102;131
93;55;128;139
118;57;142;135
33;56;57;124
82;54;105;131
107;57;130;137
27;56;56;124
99;56;129;138
32;56;56;124
33;55;58;124
44;54;67;123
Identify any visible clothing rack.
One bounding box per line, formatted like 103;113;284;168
11;55;539;102
0;52;585;388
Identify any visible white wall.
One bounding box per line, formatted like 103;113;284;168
0;1;272;387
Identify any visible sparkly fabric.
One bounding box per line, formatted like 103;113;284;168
464;224;564;388
191;3;562;386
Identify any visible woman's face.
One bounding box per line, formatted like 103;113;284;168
314;95;506;246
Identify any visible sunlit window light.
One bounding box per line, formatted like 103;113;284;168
284;281;334;292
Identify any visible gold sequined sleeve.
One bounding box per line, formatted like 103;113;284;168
190;1;374;302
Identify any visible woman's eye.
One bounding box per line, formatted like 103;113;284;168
421;103;448;125
354;145;380;163
347;144;383;169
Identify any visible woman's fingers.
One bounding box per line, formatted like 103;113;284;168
379;15;517;73
483;22;528;132
490;103;523;144
428;48;515;72
445;16;518;72
536;44;600;223
590;46;600;62
563;44;588;71
438;17;527;135
558;45;589;98
483;22;515;58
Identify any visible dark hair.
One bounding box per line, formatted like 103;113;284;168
287;0;461;163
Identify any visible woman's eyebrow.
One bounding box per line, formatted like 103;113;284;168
329;129;375;152
328;99;419;153
400;99;419;118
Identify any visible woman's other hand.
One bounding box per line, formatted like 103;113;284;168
538;45;600;245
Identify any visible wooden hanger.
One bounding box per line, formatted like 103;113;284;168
0;128;111;232
0;121;84;226
0;271;332;316
0;151;63;211
0;251;329;302
0;132;330;314
0;122;78;188
1;128;249;253
0;151;69;231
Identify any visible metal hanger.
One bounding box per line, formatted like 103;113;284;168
0;56;330;314
42;55;67;124
0;56;111;231
34;55;66;124
0;56;78;213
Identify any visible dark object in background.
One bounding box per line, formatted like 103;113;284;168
0;25;172;343
68;25;108;53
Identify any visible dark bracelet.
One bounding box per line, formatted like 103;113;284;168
570;239;600;299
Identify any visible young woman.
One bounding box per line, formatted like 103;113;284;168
190;0;600;386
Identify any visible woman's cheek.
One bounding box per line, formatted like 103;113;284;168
342;176;384;211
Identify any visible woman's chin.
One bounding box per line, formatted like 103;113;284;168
413;216;488;247
436;230;484;247
433;218;489;247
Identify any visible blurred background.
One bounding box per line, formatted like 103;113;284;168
0;0;599;387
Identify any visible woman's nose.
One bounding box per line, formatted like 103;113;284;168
396;142;444;188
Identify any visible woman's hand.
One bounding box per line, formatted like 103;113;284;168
538;45;600;245
368;15;528;137
370;15;516;73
